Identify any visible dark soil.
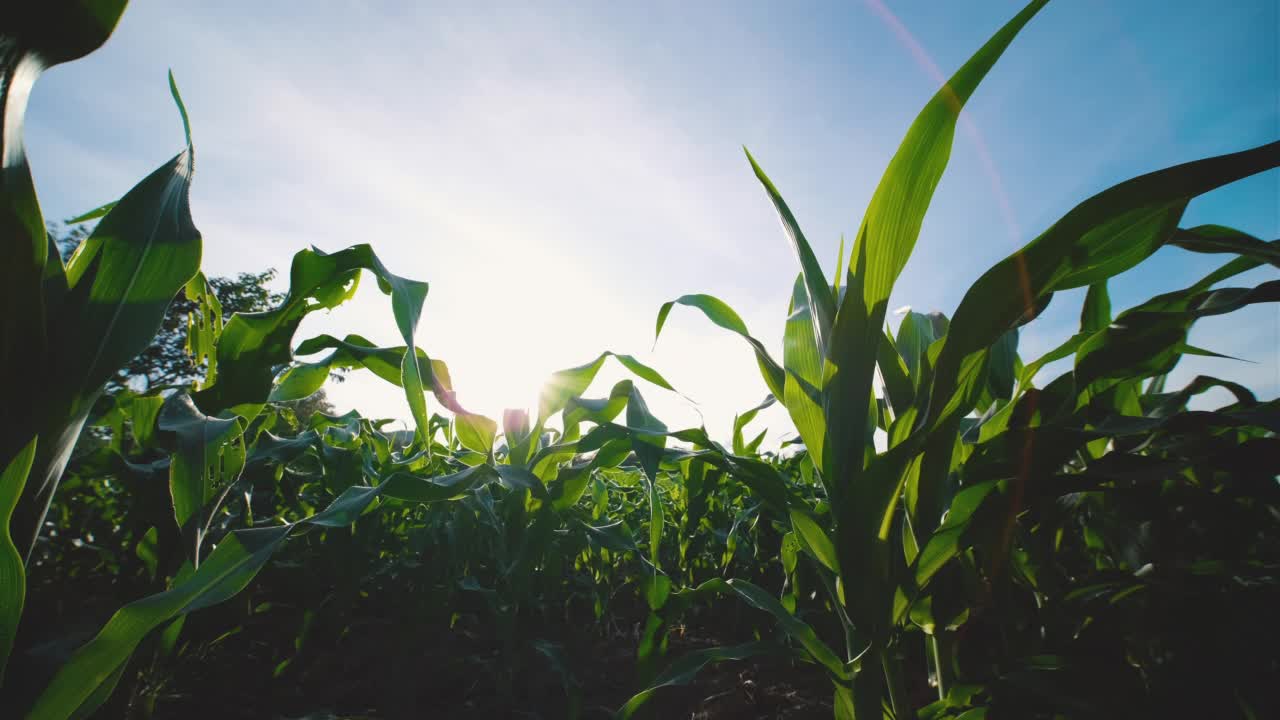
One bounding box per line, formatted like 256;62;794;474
10;565;836;720
143;615;836;720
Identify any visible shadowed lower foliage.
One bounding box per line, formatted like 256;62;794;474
2;1;1277;719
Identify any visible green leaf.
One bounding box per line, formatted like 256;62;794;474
927;140;1280;433
1080;281;1112;334
783;275;828;472
273;334;409;400
833;233;846;294
1170;225;1280;267
305;484;380;527
1018;332;1089;389
194;245;429;441
908;145;1280;575
0;437;35;681
11;70;204;563
55;76;201;415
655;294;785;399
549;464;593;512
1180;237;1279;295
128;394;165;449
167;69;192;146
732;395;775;455
986;328;1019;402
1144;374;1256;417
915;481;1000;586
577;519;641;557
833;683;857;720
564;380;634;431
1075;280;1279;392
538;351;676;427
789;509;840;574
899;311;947;383
642;573;671;612
850;0;1048;313
615;642;771;719
495;464;548;499
26;462;403;718
380;464;500;503
525;351;677;467
647;480;664;567
135;527;159;582
781;531;800;575
27;525;291;720
745;149;836;356
247;430;318;467
183;272;223;391
674;578;846;678
1;2;131;487
277;335;480;440
455;411;498;455
159;394;246;564
626;385;668;486
64;200;117;224
824;0;1046;640
877;329;914;417
67;655;127;720
724;455;795;518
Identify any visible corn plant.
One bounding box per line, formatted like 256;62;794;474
11;236;476;717
634;0;1280;717
2;0;189;688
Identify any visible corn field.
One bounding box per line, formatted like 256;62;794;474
3;1;1278;718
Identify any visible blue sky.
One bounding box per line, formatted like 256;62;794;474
25;0;1278;441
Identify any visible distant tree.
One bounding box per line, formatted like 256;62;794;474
49;222;336;414
279;392;341;429
52;223;89;262
114;269;281;392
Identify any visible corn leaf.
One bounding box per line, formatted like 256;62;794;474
381;464;500;503
0;0;129;476
615;642;771;720
782;276;828;475
746;149;835;356
27;525;291;720
0;438;36;680
875;331;911;418
11;72;203;564
789;509;840;574
193;245;429;441
626;385;668;486
655;294;785;399
1080;282;1112;334
159;394;246;564
1169;225;1279;267
822;0;1046;638
731;394;775;455
926;141;1280;433
671;578;846;677
824;0;1047;485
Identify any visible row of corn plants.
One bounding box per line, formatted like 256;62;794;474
634;1;1277;716
4;0;1278;718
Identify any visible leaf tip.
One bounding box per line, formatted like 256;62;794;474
168;69;193;148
